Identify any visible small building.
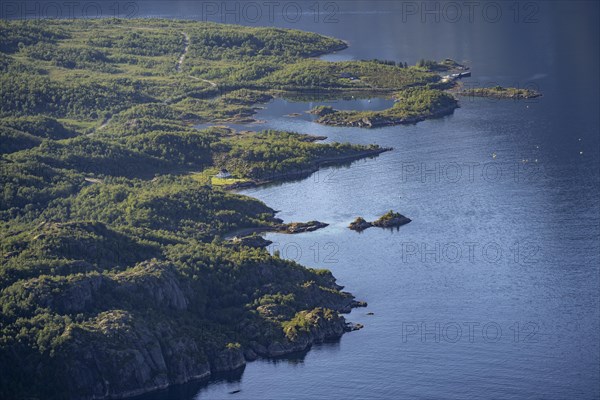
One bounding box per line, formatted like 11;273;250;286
216;169;232;179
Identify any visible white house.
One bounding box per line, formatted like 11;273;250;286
216;169;232;179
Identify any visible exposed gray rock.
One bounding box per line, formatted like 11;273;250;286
349;217;372;232
114;262;189;311
212;347;246;372
349;212;412;231
243;348;258;361
62;311;211;400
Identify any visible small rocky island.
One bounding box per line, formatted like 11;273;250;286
348;217;372;232
460;85;541;99
349;211;412;231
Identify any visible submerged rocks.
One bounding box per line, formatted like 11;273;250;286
349;211;412;231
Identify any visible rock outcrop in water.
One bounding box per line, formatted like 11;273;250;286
349;217;372;232
349;211;412;231
372;211;412;228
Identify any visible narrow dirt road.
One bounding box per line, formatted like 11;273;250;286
176;32;190;72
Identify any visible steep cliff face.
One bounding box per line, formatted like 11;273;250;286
62;311;212;400
54;309;352;400
212;346;246;372
1;253;363;400
113;262;190;311
47;306;355;399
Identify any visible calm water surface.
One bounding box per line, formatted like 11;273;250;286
131;1;599;399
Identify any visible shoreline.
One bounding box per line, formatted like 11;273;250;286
221;146;393;241
160;147;393;400
223;146;392;191
130;331;356;400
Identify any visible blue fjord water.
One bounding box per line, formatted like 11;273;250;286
125;1;599;399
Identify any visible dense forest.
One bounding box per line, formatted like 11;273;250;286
0;18;456;399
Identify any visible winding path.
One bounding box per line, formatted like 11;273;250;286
200;78;217;88
176;32;190;72
186;74;218;88
176;32;218;90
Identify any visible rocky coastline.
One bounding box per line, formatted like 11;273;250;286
223;146;392;190
31;262;366;400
